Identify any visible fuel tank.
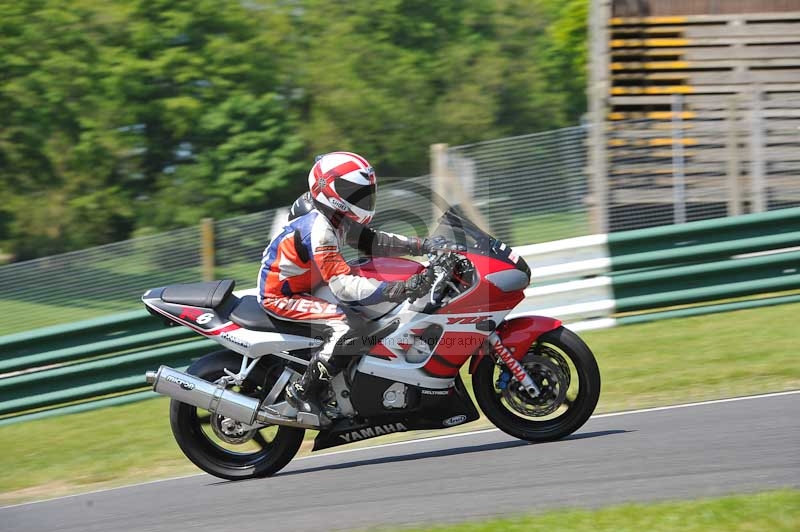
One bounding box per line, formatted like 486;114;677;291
336;257;425;319
349;256;425;282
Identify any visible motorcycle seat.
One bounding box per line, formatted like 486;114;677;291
161;280;235;309
229;295;333;339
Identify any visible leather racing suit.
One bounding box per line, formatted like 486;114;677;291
257;208;426;369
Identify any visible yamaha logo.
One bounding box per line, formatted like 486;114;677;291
339;422;408;443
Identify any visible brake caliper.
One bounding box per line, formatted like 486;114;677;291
496;369;512;390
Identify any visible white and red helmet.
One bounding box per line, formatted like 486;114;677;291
308;151;377;225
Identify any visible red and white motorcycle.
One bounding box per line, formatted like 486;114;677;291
143;208;600;480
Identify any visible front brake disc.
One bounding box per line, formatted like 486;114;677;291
502;355;568;417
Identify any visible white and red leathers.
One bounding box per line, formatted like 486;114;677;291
257;208;424;365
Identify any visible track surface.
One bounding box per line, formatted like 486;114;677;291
3;393;798;532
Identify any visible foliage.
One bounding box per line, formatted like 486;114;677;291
0;0;589;260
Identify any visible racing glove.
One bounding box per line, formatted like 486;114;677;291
420;235;466;254
384;270;434;302
406;236;447;255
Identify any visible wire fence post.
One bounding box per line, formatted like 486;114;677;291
201;218;215;282
671;94;687;224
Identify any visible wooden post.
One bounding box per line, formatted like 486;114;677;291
588;0;611;234
430;143;450;231
726;97;742;216
672;94;686;224
749;86;766;213
430;143;489;232
201;218;215;282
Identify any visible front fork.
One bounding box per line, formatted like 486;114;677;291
487;332;541;398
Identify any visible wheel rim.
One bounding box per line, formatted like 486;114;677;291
184;364;285;467
492;340;582;423
192;408;280;462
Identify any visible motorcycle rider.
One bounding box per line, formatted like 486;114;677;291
258;151;436;417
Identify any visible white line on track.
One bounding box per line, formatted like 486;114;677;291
3;389;797;509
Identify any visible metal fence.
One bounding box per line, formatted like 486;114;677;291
0;211;277;335
446;126;591;246
603;94;800;232
2;117;798;334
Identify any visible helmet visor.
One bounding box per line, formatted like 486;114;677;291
336;180;376;212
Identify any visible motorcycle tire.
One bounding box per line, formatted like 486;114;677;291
473;326;600;442
169;350;305;480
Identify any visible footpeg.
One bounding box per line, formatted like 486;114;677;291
297;411;322;426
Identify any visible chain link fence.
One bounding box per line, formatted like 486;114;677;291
2;115;798;333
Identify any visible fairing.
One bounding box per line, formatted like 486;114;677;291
312;373;480;451
467;315;563;373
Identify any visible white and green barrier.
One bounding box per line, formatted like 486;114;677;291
1;208;799;425
513;207;800;330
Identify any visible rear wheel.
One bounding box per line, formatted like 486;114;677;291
169;351;304;480
473;326;600;442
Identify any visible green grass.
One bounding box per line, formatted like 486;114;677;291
582;301;800;412
510;211;590;246
0;299;127;332
374;489;799;532
1;302;798;504
0;260;260;335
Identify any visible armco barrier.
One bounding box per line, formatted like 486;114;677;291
0;312;212;426
516;207;800;323
1;208;799;425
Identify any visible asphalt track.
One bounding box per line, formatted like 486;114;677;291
2;392;798;532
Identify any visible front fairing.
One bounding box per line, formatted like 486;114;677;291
431;207;531;281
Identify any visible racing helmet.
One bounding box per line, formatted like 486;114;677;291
307;152;377;225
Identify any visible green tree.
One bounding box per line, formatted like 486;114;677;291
0;0;136;258
104;0;304;231
0;0;306;257
145;93;306;228
0;0;590;260
293;0;579;177
541;0;590;123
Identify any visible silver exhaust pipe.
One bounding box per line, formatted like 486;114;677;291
145;365;317;429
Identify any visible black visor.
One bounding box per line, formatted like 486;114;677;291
336;179;376;211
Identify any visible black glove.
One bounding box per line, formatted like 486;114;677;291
384;270;434;302
421;235;465;254
407;236;426;256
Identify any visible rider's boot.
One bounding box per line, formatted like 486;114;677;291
285;353;336;415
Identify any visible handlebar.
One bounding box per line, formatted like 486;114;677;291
427;251;460;305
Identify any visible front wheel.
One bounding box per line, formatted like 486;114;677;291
473;326;600;442
169;351;305;480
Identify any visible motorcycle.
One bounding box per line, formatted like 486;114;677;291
143;208;600;480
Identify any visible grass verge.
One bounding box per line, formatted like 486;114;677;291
1;302;798;505
374;489;800;532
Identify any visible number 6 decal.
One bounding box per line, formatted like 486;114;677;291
196;313;214;325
